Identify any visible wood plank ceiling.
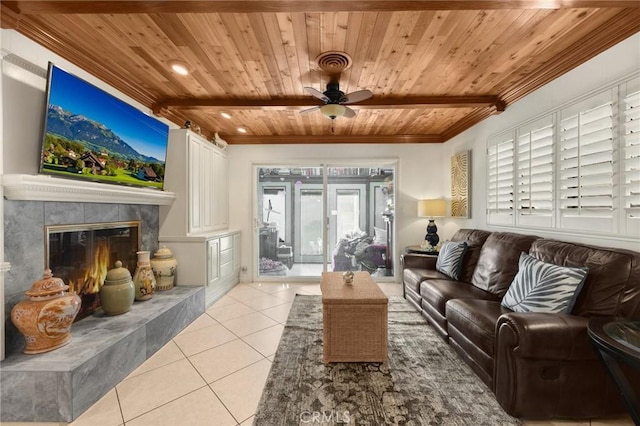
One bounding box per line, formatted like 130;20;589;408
2;1;640;144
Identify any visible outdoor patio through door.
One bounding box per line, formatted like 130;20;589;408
256;164;395;279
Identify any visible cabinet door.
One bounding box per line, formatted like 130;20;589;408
233;232;241;272
188;136;202;233
213;151;229;229
207;238;220;287
200;142;215;232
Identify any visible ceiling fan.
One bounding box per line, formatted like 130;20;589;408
300;80;373;120
300;51;373;120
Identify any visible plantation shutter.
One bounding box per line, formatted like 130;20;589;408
516;117;554;225
487;132;514;225
623;89;640;218
559;95;614;220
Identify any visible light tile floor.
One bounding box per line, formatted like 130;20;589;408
2;282;632;426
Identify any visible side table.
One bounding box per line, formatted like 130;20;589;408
405;245;439;255
587;318;640;424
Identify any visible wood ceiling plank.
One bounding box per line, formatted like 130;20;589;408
1;2;21;28
342;12;377;93
449;9;541;94
273;12;302;97
291;12;312;95
303;12;323;91
6;1;640;15
435;9;514;94
396;11;447;94
374;12;424;95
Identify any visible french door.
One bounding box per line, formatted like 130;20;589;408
256;164;395;279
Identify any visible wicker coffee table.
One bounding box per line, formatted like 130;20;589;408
320;271;388;363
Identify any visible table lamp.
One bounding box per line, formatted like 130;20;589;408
418;199;447;246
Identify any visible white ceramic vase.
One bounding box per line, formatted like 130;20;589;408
150;246;177;291
133;251;156;301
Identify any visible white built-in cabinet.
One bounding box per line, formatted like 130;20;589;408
160;129;239;306
162;129;228;235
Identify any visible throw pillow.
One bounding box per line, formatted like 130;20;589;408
435;241;468;280
501;252;588;314
373;226;387;244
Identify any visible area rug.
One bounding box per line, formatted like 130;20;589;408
254;295;521;425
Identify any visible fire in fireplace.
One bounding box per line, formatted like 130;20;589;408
45;221;140;319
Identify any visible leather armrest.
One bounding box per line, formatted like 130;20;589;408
494;312;621;418
496;312;593;361
401;253;437;270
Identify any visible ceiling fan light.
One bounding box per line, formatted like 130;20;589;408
320;104;346;119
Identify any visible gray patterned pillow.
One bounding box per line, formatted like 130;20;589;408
501;252;588;314
435;241;468;280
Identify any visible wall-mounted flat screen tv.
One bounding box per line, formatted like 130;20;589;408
39;63;169;190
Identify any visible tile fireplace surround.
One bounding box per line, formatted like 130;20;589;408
1;190;205;422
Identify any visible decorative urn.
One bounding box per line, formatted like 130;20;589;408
343;270;355;285
150;245;177;291
10;269;81;354
133;250;156;301
100;260;135;315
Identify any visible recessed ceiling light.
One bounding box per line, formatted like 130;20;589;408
169;61;189;75
237;127;247;133
221;112;232;119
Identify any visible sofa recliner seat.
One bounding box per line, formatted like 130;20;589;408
401;228;640;419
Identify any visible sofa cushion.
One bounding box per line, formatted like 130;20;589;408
403;268;451;295
420;279;500;318
435;241;468;280
529;239;640;317
471;232;539;298
501;253;588;314
446;298;510;358
451;229;492;283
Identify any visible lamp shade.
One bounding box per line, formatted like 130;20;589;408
418;199;447;218
320;104;346;119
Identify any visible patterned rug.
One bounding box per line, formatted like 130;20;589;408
254;295;521;425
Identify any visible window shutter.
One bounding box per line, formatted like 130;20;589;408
559;99;614;218
516;119;554;217
623;89;640;218
487;133;514;224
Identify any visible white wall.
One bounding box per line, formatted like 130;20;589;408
227;143;444;281
441;33;640;251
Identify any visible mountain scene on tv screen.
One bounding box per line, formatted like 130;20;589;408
42;105;164;188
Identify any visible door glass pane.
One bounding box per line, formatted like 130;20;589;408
262;187;286;241
300;189;323;257
327;167;394;277
336;189;360;238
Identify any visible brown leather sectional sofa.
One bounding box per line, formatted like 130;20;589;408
401;228;640;419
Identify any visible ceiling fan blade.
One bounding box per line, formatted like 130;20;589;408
300;106;321;115
304;87;329;102
343;106;357;118
342;89;373;104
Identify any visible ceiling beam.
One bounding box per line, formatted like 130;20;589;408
3;0;640;15
153;95;505;114
222;134;444;144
